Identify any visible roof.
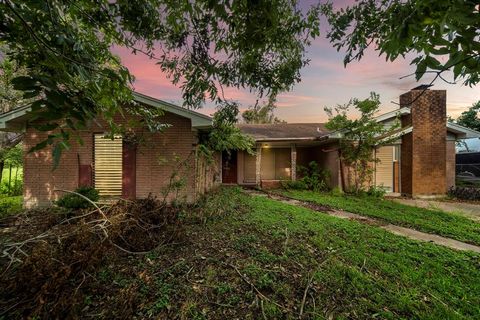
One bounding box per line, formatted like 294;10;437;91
237;108;480;143
132;92;212;129
447;122;480;139
374;107;410;123
237;123;330;141
0;91;213;131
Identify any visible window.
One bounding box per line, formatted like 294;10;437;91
243;153;256;183
393;145;400;162
94;134;123;196
261;148;291;180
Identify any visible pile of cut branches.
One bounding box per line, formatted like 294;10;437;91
0;195;183;318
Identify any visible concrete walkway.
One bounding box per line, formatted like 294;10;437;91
391;198;480;222
245;190;480;254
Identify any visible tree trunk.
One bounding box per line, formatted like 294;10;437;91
8;164;12;192
0;160;4;184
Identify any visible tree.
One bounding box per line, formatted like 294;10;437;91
200;102;254;155
241;96;285;124
322;1;480;89
0;0;320;161
0;53;26;181
456;101;480;131
325;92;399;193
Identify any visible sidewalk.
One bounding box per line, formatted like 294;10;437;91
245;190;480;254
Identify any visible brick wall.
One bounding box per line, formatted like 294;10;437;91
23;111;208;208
400;90;447;196
446;140;456;189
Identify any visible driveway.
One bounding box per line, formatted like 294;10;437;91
392;198;480;221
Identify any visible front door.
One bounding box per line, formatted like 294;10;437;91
222;151;237;183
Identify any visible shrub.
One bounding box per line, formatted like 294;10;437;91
365;185;387;198
56;186;100;210
448;186;480;201
0;166;23;196
0;196;22;218
283;161;330;192
281;180;307;190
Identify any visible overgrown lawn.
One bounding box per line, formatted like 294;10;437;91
279;189;480;246
1;187;479;319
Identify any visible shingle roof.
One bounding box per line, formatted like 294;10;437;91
237;123;330;141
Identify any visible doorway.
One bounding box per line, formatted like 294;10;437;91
222;151;238;183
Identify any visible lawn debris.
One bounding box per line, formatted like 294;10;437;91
0;194;183;318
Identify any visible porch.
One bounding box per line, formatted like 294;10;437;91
221;141;341;189
221;142;402;193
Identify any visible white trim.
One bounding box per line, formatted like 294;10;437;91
376;126;413;144
374;107;410;123
0;92;213;132
446;122;480;139
0;105;31;130
132;92;212;129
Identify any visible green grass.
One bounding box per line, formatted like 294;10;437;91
241;191;480;319
2;187;479;319
0;195;22;218
278;189;480;246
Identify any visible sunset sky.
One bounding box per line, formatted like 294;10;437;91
112;1;480;123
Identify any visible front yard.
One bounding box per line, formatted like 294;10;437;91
278;189;480;246
1;187;479;319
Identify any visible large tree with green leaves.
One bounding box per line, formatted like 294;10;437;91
322;0;480;88
0;0;320;162
456;101;480;131
325;92;399;193
241;96;285;124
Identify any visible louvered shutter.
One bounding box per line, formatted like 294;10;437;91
375;146;394;192
94;135;123;196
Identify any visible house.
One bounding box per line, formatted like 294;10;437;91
224;89;480;197
1;88;479;208
0;92;219;208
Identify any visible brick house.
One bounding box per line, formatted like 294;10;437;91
0;92;218;208
223;89;480;197
1;88;479;208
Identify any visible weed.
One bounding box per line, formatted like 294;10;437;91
233;234;258;254
243;264;276;290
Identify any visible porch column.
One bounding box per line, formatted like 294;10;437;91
255;145;262;186
291;144;297;181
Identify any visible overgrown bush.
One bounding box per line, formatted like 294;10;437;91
448;186;480;201
55;186;100;210
0;179;22;196
281;180;308;190
365;185;387;198
282;161;330;192
0;196;22;218
0;166;23;196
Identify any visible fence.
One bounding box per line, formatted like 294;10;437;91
456;163;480;187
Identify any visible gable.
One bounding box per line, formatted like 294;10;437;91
0;92;213;132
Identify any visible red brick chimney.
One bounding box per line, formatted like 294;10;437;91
400;89;447;196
